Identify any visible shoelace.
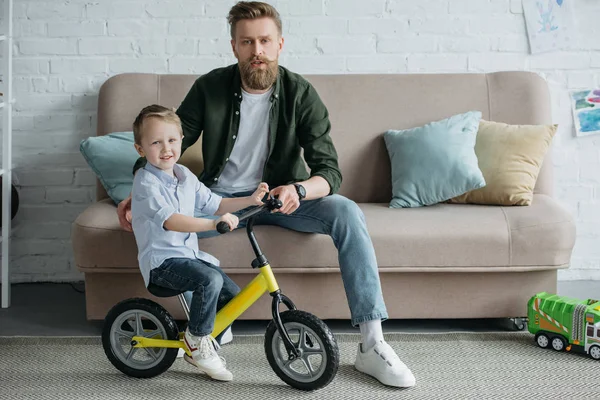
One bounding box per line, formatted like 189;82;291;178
198;335;218;358
197;336;227;367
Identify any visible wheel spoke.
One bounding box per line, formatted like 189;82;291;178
115;329;134;340
135;313;144;335
299;326;306;349
125;347;137;361
126;319;136;331
299;357;314;377
283;358;295;368
143;347;159;361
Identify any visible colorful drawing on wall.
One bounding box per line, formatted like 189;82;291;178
522;0;576;54
571;90;600;137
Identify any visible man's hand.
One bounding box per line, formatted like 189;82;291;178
269;185;300;215
214;213;239;232
117;195;133;232
250;182;269;205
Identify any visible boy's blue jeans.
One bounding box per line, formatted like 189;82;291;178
149;257;240;337
197;192;388;327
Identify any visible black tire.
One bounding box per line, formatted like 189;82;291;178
102;298;179;378
264;310;339;391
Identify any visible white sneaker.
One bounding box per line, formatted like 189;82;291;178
183;328;233;381
179;327;232;357
220;327;233;345
355;340;416;388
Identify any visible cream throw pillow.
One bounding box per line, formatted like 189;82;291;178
449;120;557;206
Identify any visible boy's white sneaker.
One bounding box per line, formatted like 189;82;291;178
178;327;232;357
355;340;416;388
183;329;233;381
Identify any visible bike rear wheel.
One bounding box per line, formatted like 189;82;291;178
102;298;179;378
264;310;339;390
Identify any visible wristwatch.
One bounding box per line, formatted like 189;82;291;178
293;183;306;200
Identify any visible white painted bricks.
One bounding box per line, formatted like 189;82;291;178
5;0;600;282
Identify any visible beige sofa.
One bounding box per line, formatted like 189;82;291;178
72;71;576;322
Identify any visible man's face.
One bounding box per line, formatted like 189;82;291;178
231;17;283;92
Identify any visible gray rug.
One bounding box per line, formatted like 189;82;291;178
1;332;599;399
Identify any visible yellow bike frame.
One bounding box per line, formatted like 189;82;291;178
132;264;280;355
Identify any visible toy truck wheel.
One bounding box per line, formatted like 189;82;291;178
551;336;566;351
535;332;550;349
590;345;600;360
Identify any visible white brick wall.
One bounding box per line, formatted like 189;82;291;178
2;0;599;282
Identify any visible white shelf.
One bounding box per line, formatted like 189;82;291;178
2;0;13;308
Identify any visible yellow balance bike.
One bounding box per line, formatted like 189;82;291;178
101;197;340;390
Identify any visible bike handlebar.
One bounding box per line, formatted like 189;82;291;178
216;197;283;234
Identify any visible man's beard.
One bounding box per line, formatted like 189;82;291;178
239;56;278;91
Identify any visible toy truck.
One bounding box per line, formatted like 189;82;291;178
528;292;600;360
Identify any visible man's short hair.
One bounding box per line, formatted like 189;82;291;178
132;104;182;145
227;1;282;39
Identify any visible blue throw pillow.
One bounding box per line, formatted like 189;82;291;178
80;132;138;205
384;111;486;208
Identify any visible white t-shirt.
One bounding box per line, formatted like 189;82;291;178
211;87;273;194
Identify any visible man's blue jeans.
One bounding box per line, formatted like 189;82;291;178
197;192;388;327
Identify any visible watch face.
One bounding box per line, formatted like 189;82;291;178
296;184;306;199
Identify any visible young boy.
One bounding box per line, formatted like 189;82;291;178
131;104;268;381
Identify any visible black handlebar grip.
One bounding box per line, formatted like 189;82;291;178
216;221;230;234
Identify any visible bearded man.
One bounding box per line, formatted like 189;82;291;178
117;1;416;388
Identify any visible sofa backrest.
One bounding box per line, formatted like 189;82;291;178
96;71;554;203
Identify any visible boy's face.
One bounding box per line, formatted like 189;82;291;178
134;118;182;173
231;17;283;91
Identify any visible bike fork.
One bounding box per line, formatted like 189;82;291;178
271;291;300;359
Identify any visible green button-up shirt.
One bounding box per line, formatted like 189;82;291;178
134;64;342;195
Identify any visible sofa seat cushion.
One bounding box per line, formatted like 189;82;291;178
366;194;574;271
72;195;575;274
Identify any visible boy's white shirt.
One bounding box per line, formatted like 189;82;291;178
131;162;222;287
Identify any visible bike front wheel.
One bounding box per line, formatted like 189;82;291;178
264;310;339;391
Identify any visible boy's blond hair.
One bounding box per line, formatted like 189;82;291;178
227;1;282;39
133;104;182;145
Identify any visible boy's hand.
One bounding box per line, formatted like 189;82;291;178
214;213;239;232
251;182;269;205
